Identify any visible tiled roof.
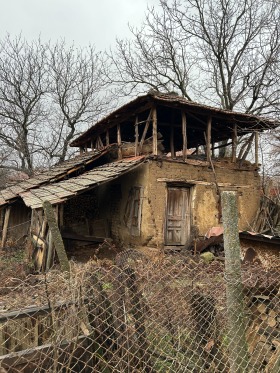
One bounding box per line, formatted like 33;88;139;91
20;156;145;209
0;146;117;207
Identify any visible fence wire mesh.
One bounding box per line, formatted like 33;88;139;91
0;249;280;372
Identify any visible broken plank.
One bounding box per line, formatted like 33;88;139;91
61;232;112;243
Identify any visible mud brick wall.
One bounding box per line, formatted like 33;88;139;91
109;159;260;248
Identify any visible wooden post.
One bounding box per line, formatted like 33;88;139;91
91;139;94;151
221;191;249;373
135;116;139;156
170;126;175;158
79;146;84;154
106;130;109;147
240;133;254;164
1;206;11;249
182;111;187;161
152;107;158;155
255;131;259;167
117;124;122;159
232;124;237;163
43;201;70;273
206;116;212;162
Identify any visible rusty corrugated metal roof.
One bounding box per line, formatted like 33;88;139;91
0;145;117;207
20;156;145;209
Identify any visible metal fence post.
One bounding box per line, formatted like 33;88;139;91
221;191;249;372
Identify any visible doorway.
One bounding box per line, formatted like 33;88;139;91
164;186;192;246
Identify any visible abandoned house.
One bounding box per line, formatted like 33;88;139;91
0;91;279;270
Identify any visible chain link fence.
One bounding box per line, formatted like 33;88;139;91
0;249;280;372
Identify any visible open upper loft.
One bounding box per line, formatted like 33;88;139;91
71;91;279;167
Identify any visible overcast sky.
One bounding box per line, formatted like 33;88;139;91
0;0;159;49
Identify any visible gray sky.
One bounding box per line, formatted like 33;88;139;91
0;0;159;49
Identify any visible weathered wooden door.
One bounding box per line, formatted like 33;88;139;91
165;187;191;245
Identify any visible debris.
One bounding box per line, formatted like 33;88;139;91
200;252;215;263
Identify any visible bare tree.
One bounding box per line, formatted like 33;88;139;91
0;36;111;175
111;0;280;115
0;35;48;175
46;41;110;163
111;3;194;99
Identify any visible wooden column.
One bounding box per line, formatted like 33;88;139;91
106;130;109;147
170;126;175;158
91;139;94;151
79;146;84;154
232;124;237;163
117;124;122;159
1;206;11;249
255;131;259;167
135;116;139;156
152;107;158;155
206;116;212;162
182;111;187;161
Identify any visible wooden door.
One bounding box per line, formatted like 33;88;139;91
165;187;191;245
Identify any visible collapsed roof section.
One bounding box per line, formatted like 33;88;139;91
0;145;118;207
20;156;145;209
70;92;279;151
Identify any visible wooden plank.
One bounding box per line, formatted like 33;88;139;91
43;201;70;273
1;206;11;249
139;109;152;153
152;106;158;155
61;232;112;243
206;116;212;162
32;234;46;247
182;111;187;161
135;116;139;156
0;335;87;368
232;124;237;163
157;178;251;188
